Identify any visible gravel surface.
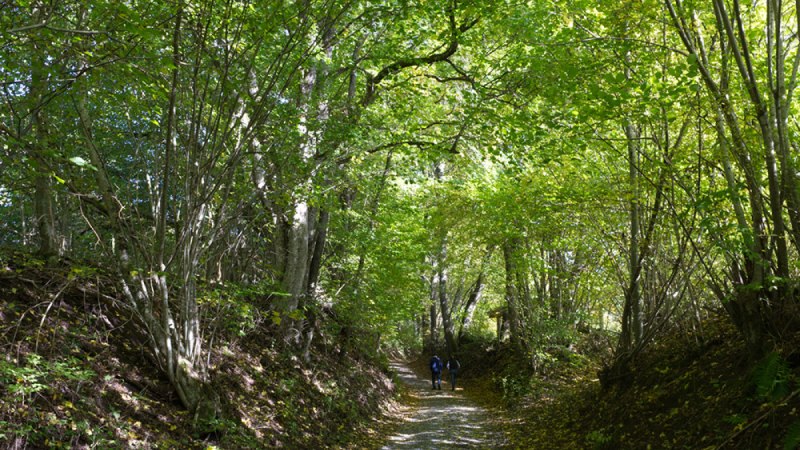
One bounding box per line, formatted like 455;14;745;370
381;362;507;449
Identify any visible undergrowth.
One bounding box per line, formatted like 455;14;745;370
474;315;800;449
0;253;394;449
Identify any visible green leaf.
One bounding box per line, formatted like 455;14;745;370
69;156;88;167
69;156;97;171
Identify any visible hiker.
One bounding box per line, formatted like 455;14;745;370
429;354;442;390
447;355;461;391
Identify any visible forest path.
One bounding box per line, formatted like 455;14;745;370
380;361;508;449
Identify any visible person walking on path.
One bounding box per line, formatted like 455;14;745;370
429;355;442;390
447;355;460;391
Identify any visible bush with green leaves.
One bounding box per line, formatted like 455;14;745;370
495;373;531;403
586;429;613;449
0;354;95;404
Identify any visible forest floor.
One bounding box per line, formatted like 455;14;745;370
379;361;508;449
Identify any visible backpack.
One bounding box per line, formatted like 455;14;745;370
449;359;460;370
430;357;441;372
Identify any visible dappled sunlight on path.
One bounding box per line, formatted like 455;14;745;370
381;362;507;449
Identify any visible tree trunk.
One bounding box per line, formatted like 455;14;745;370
32;174;57;257
278;200;312;339
665;0;788;356
503;240;522;350
276;4;334;341
299;207;329;361
437;235;458;356
429;300;438;349
72;5;219;426
458;270;486;340
619;119;642;354
307;208;329;293
30;42;58;258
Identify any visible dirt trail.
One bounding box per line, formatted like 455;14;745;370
381;362;508;449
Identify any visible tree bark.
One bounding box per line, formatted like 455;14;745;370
429;299;438;349
29;37;58;258
459;270;486;340
503;240;522;350
619;119;642;353
437;235;458;356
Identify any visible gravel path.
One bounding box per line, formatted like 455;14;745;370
381;362;507;449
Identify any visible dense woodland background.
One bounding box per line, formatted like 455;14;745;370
3;0;800;448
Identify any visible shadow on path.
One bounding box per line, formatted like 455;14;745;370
381;362;507;449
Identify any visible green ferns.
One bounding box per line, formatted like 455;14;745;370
785;421;800;450
750;352;800;450
752;352;790;402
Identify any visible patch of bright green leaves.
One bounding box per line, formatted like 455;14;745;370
586;428;613;450
0;354;96;403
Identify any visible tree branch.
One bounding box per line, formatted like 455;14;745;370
8;21;103;35
360;7;479;106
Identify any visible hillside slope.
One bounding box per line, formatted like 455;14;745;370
0;256;393;449
488;318;800;449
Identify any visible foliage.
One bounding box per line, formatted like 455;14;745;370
495;372;531;404
785;420;800;450
0;355;95;403
586;429;613;450
752;352;791;402
198;283;272;338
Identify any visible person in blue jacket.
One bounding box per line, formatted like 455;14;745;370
429;354;442;390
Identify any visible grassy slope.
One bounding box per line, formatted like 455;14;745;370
0;256;394;449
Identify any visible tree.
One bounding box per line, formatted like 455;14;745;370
664;0;800;356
